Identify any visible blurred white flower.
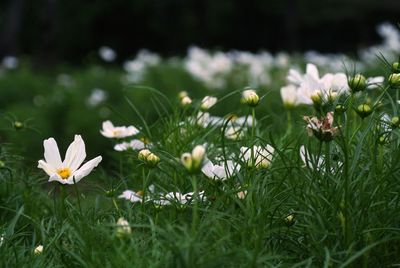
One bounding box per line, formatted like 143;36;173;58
241;89;259;107
37;135;102;184
57;73;75;87
124;50;160;83
114;139;146;151
224;125;245;140
157;191;206;206
200;96;217;110
240;145;274;168
280;85;299;108
201;159;240;180
99;46;116;62
1;56;18;69
300;145;342;172
100;120;139;138
87;88;107;107
118;190;144;203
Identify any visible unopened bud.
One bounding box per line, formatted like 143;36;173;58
138;149;159;167
34;245;43;255
181;96;192;106
356;104;372;118
389;73;400;87
349;74;366;92
241;89;259;107
335;104;346;114
13;121;24;130
116;217;132;237
391;116;400;128
283;213;296;227
392;62;400;73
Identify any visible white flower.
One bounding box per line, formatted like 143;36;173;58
366;76;385;89
1;56;18;69
201;159;240;180
299;145;342;172
159;191;206;206
98;46;116;62
118;190;144;203
37;135;102;184
181;96;192;106
240;145;274;168
34;245;43;255
100;120;139;138
241;89;259;107
114;139;146;151
200;96;217;110
87;88;107;107
224;125;245;140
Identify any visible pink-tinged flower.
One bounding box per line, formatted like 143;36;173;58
37;135;102;184
303;112;338;142
118;190;144;203
100;120;139;138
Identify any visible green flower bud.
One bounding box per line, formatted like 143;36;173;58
349;74;366;92
392;62;400;73
356;104;372;119
13;121;24;130
389;73;400;87
138;149;160;167
391;116;400;128
335;104;347;114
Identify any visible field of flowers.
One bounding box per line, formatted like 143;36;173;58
1;23;400;267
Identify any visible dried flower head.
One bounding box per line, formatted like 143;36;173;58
303;112;338;142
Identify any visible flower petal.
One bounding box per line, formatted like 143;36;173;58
63;135;86;172
43;138;62;169
72;156;102;183
37;160;56;176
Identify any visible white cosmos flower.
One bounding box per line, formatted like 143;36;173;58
240;145;274;168
299;145;342;172
37;135;102;184
100;120;139;138
157;191;206;206
119;190;144;203
201;159;240;180
224;125;245;140
98;46;116;62
280;85;299;108
114;139;146;151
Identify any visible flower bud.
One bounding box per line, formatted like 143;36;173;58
181;145;206;172
335;104;347;114
105;189;116;198
200;96;217;110
349;74;366;92
392;62;400;73
241;89;259;107
138;149;160;167
180;153;193;171
391;116;400;128
181;96;192;106
178;91;188;99
34;245;44;255
356;104;372;118
116;217;132;237
283;213;296;227
310;90;322;107
13;121;24;130
389;73;400;87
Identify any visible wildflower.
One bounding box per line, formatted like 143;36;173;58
241;89;260;107
224;125;245;140
200;96;217;110
100;120;139;138
181;96;192;106
37;135;102;184
240;145;274;169
348;74;366;92
158;191;206;206
1;56;18;69
87;88;107;107
138;149;160;167
34;245;43;255
389;73;400;86
303;112;338;142
181;145;206;172
356;104;373;118
114;139;146;151
116;217;132;237
118;190;144;203
98;46;116;62
201;159;240;181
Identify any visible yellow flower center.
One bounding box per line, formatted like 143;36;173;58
112;130;121;136
57;168;71;180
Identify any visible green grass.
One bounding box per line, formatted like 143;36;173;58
1;57;400;267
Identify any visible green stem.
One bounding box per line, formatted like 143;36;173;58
191;175;199;234
251;107;256;167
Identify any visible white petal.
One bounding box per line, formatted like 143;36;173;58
63;135;86;172
48;173;68;184
201;160;215;178
102;120;114;131
37;160;56;176
72;156;102;183
43;138;62;169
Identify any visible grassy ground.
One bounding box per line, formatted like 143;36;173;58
1;55;400;267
